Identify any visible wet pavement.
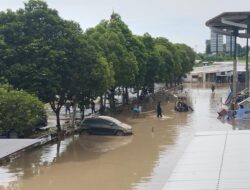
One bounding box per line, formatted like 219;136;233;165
0;83;248;190
162;130;250;190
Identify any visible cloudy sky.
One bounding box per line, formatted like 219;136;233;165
1;0;250;52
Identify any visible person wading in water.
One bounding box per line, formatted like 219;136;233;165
211;84;215;93
157;101;162;118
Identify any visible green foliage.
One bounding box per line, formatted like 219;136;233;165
0;85;46;134
141;33;160;88
155;37;179;82
0;1;196;127
0;0;113;129
85;13;139;89
175;43;196;73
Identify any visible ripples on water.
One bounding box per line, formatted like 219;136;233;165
0;83;247;190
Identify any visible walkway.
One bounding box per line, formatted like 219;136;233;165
0;139;42;160
162;130;250;190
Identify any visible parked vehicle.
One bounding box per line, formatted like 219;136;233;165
80;116;133;136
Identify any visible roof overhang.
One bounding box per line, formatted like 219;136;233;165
206;12;250;38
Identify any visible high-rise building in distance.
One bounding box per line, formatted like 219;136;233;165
226;35;235;55
210;30;223;54
205;40;211;54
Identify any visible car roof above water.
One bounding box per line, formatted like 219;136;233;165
85;116;122;125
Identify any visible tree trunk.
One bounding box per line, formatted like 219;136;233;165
108;88;116;111
55;110;61;132
170;81;173;88
50;100;63;132
100;95;103;107
122;87;125;105
136;89;139;100
111;88;115;111
125;87;129;104
81;108;85;120
178;76;182;85
165;82;169;89
71;102;77;129
104;93;107;108
56;141;61;159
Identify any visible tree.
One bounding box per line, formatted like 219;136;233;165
0;85;46;136
175;44;196;84
175;44;196;74
0;1;197;127
142;33;161;92
155;37;177;85
71;41;115;120
0;0;70;130
85;13;139;107
129;35;147;98
0;0;110;130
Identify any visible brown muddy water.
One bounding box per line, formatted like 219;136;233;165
0;84;248;190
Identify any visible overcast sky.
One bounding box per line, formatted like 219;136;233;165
1;0;250;52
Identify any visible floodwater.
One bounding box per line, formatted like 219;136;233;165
0;84;248;190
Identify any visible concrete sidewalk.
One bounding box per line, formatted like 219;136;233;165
0;139;42;161
162;130;250;190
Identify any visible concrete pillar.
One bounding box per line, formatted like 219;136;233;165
247;16;250;97
203;73;206;83
232;32;238;98
246;38;249;91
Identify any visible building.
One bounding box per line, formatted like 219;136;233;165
183;62;246;83
226;35;235;56
210;31;223;54
205;40;211;54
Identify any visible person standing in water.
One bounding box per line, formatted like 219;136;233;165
157;101;162;118
211;84;215;93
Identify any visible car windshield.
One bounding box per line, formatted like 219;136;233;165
82;119;93;124
101;117;122;125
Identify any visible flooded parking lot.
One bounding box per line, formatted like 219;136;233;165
0;84;247;190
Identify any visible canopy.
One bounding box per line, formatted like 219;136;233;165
206;12;250;38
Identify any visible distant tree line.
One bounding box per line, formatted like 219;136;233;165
0;0;195;131
196;53;232;63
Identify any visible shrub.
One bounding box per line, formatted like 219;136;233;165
0;85;46;135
